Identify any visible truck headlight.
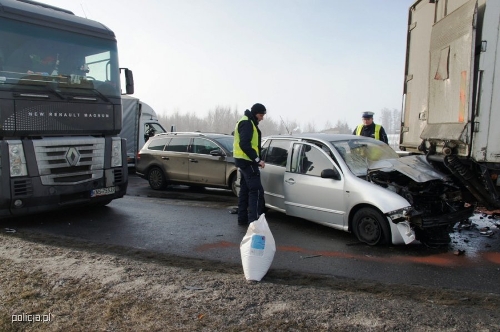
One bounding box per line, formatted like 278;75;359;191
111;138;122;167
8;142;28;177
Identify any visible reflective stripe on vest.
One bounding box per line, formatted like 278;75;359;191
355;124;381;140
233;116;259;161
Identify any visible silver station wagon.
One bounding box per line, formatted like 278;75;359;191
258;134;473;246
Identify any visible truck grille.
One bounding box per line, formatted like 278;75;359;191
114;168;124;184
13;179;33;197
33;137;105;185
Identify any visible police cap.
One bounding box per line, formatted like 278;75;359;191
362;112;374;119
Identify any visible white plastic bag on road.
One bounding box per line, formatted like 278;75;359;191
240;214;276;281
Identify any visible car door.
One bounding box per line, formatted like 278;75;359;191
188;137;227;185
162;137;191;181
261;138;293;212
283;142;345;228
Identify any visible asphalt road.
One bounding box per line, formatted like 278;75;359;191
2;174;500;294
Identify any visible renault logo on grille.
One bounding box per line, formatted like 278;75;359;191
66;147;81;166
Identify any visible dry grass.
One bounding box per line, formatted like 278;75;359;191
1;231;500;332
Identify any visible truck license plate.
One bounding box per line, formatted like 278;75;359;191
91;187;116;197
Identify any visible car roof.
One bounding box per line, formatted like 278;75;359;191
153;132;233;139
265;133;370;144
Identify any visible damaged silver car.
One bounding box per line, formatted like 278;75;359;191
259;134;473;246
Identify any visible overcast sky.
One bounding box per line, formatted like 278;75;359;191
38;0;415;129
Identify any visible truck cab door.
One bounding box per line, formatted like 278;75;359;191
283;143;345;228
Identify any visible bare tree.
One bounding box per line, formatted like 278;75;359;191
333;120;352;134
206;106;239;134
157;106;396;138
304;121;317;133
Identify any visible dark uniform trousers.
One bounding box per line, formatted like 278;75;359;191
237;163;265;224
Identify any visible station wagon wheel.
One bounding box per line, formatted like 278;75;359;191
148;167;167;190
352;207;390;246
229;173;238;197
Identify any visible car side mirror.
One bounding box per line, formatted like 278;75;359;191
321;168;341;180
210;149;224;156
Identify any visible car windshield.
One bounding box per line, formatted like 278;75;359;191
214;136;234;155
330;139;399;176
0;17;120;97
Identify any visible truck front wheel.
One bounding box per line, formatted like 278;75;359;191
148;167;167;190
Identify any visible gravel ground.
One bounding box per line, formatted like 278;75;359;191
1;230;499;332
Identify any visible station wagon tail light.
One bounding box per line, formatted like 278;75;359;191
111;138;122;167
136;152;141;161
8;141;28;177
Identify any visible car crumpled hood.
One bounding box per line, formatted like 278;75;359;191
368;155;451;183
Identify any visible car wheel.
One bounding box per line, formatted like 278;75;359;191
148;167;167;190
352;207;390;245
229;173;238;197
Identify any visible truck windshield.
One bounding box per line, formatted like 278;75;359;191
0;17;120;97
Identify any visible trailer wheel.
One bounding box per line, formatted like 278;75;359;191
352;207;390;245
148;167;167;190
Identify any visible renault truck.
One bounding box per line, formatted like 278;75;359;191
0;0;133;218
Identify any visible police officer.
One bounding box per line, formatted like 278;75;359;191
233;103;266;225
353;111;389;144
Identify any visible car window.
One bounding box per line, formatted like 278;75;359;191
261;139;271;160
290;143;333;177
264;139;290;167
165;137;191;152
192;138;220;155
213;136;234;154
147;138;170;151
304;140;342;167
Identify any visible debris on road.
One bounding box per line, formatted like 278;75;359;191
300;254;322;259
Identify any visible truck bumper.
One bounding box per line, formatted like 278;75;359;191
1;168;127;218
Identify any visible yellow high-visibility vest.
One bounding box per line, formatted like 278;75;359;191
356;124;381;140
233;116;259;161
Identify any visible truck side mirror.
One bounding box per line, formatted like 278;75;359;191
120;68;134;94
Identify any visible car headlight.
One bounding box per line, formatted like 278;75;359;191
111;138;122;167
387;207;413;221
8;141;28;177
